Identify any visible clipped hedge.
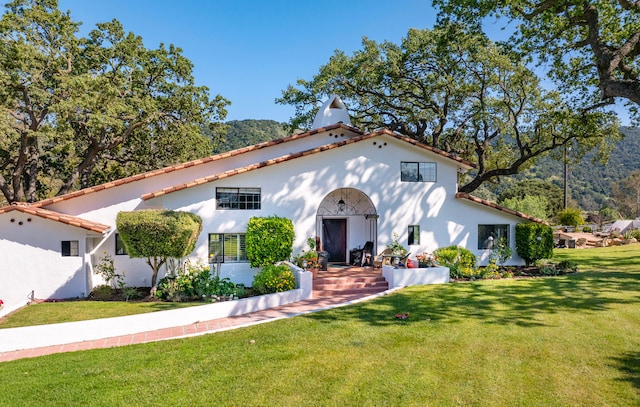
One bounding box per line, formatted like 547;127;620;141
515;223;553;266
246;216;294;268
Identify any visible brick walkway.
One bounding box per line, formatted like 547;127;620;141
0;292;382;363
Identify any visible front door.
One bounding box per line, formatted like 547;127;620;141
322;219;347;262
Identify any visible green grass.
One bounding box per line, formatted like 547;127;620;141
0;245;639;406
0;301;204;328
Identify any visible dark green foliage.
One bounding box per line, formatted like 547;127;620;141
515;223;553;266
498;179;563;219
0;1;229;203
211;120;290;153
245;216;294;268
155;262;244;302
252;264;296;294
89;285;115;301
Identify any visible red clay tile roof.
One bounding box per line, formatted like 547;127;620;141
0;203;111;233
455;192;547;224
31;123;364;208
143;129;475;200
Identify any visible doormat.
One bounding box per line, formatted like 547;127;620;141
328;263;352;268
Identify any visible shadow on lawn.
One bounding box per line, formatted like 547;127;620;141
305;271;640;328
610;351;640;391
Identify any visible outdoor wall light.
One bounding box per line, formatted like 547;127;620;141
338;199;346;212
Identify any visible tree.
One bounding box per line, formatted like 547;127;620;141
115;209;202;292
498;179;563;219
277;24;618;193
501;195;549;221
433;0;640;119
0;0;229;204
612;170;640;218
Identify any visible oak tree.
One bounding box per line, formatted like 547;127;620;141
278;24;617;193
0;0;228;204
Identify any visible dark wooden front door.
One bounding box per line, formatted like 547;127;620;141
322;219;347;262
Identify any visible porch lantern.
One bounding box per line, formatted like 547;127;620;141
338;198;346;212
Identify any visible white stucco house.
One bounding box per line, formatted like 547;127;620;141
0;96;543;317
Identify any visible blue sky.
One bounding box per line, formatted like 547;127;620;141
57;0;442;123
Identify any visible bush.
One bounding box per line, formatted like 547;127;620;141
246;216;294;267
433;245;477;279
558;208;583;227
556;260;578;274
90;285;115;301
252;264;296;294
582;226;592;233
156;261;244;302
515;223;553;266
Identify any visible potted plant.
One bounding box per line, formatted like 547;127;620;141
386;232;407;256
304;237;319;270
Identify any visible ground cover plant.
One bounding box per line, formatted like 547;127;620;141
0;245;638;406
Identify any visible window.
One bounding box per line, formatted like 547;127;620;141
209;233;247;263
216;187;261;210
115;233;128;255
478;224;509;250
408;225;420;245
401;162;436;182
61;240;79;256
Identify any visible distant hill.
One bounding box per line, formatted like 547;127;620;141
213;120;290;153
482;126;640;212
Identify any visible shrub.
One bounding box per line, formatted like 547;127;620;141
582;226;592;233
556;260;578;274
252;264;296;294
515;223;553;266
558;208;583;227
90;285;115;301
489;237;512;266
246;216;294;267
156;261;244;302
94;252;126;289
433;245;477;279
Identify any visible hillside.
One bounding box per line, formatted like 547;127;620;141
481;126;640;212
213;120;290;153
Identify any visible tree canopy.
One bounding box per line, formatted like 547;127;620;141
278;24;618;193
433;0;640;120
0;0;228;204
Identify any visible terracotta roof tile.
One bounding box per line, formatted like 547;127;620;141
30;123;363;208
455;192;547;224
143;130;473;200
0;203;111;233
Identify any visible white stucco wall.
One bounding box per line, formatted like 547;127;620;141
0;213;95;317
1;127;532;305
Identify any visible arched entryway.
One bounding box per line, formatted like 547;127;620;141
316;188;378;264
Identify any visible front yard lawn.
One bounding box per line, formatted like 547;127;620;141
0;245;638;406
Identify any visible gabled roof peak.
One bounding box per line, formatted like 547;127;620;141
311;95;352;129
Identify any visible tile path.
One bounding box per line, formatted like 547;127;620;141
0;291;383;363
